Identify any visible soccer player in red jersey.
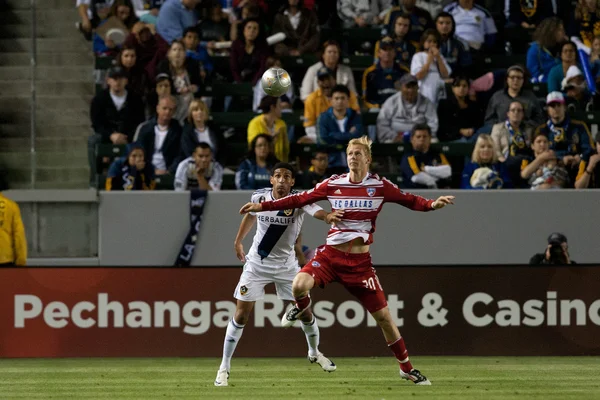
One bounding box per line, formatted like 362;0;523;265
240;136;455;385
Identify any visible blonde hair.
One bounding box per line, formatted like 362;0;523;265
472;134;498;164
347;136;373;159
187;99;210;124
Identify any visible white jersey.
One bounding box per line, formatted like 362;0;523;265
247;188;322;268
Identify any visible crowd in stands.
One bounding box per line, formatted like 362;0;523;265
80;0;600;192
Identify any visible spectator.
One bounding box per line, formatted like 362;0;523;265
253;56;294;113
248;96;289;162
505;0;554;53
228;2;260;42
400;123;452;189
520;131;570;189
484;65;544;128
411;29;452;105
575;131;600;188
174;142;224;191
377;74;438;142
435;12;472;77
437;75;482;142
563;65;595;113
300;40;357;101
146;72;174;117
461;134;512;189
198;2;231;45
526;17;566;84
589;35;600;83
181;99;225;161
0;178;27;266
317;84;363;171
337;0;390;28
139;0;166;25
115;45;148;98
300;149;330;189
383;0;434;43
362;36;409;110
416;0;444;20
135;95;183;175
105;143;156;190
529;232;575;265
534;92;595;173
302;68;360;143
124;22;160;74
157;40;201;125
272;0;320;56
491;100;533;161
443;0;497;52
181;27;214;82
156;0;199;45
230;18;270;84
235;133;279;190
571;0;600;47
77;0;133;41
374;14;416;68
93;0;138;55
89;66;145;186
547;41;578;93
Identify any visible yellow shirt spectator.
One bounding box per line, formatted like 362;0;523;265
0;193;27;266
247;97;290;162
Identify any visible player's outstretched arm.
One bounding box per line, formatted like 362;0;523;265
239;202;262;214
234;213;257;262
431;195;455;209
314;209;345;225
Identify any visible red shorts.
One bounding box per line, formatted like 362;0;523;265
300;245;387;313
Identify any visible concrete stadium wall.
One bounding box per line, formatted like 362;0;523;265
98;190;600;266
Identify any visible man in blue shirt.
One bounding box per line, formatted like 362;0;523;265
156;0;199;44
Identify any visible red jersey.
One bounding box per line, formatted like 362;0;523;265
260;173;435;245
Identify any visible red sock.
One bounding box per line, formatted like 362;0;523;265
295;295;311;311
388;337;413;373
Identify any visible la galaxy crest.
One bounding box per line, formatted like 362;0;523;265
240;285;248;295
283;209;293;216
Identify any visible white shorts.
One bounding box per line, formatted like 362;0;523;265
233;260;299;302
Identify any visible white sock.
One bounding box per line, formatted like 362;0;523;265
219;319;244;371
301;317;320;358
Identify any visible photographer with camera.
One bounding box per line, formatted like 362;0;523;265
529;232;576;265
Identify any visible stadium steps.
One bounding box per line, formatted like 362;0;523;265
0;1;93;189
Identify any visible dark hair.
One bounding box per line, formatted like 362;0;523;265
248;134;279;165
110;0;138;28
452;75;470;87
116;45;137;67
238;18;263;44
532;130;550;142
280;0;303;12
411;123;432;137
183;26;199;38
434;11;456;37
559;41;577;59
320;40;342;63
533;17;564;50
194;142;212;152
420;29;441;49
312;148;329;158
258;96;280;114
548;232;568;245
331;84;350;97
391;13;412;38
271;162;296;178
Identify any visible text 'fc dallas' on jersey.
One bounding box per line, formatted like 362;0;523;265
247;188;322;268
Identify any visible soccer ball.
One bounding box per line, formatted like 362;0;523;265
261;67;291;97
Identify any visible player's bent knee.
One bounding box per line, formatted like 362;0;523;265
292;272;314;294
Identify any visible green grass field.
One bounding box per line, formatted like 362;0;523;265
1;357;599;399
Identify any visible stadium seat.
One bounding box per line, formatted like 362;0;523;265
199;82;254;96
222;173;236;190
95;56;114;70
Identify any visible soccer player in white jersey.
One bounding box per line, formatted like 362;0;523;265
215;163;343;387
240;137;455;385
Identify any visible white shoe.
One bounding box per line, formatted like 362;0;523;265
214;369;229;386
309;352;336;372
400;369;431;385
281;300;311;328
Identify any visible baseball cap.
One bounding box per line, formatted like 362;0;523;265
546;91;565;105
107;66;128;79
379;36;395;50
548;232;568;245
562;65;584;89
316;67;334;80
398;74;418;86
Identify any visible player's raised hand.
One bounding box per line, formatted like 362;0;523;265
325;209;345;225
234;242;246;262
432;195;455;209
239;202;262;214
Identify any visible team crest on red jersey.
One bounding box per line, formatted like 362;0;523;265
366;188;376;197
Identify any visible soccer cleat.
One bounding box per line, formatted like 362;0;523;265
214;369;229;387
309;352;336;372
400;369;431;385
281;300;311;328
